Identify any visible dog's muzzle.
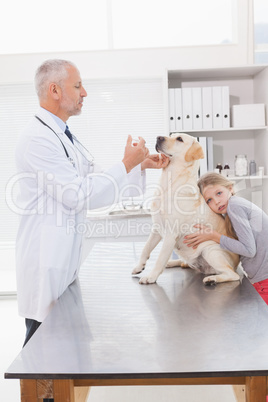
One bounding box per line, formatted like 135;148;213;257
155;136;165;153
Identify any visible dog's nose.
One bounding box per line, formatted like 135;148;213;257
155;136;165;153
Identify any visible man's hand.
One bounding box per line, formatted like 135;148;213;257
122;135;149;173
183;224;221;249
141;153;170;170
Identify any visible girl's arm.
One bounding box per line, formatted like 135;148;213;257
184;225;221;248
219;205;256;257
184;204;256;257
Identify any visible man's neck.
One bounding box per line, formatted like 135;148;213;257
40;107;66;131
39;102;68;123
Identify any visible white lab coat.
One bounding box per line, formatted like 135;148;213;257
15;107;145;322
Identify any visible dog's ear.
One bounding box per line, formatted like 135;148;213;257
185;141;204;162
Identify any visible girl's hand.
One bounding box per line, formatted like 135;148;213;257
183;224;221;249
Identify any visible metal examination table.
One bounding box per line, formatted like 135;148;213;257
5;242;268;402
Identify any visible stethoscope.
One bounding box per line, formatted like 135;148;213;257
35;115;94;168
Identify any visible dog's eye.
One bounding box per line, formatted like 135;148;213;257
176;136;183;142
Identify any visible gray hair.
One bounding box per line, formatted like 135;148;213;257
35;59;76;100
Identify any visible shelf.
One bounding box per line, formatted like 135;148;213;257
170;126;267;134
228;176;268;180
166;65;268;214
168;65;268;81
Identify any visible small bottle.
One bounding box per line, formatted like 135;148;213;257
249;160;256;176
216;163;223;173
235;155;248;176
259;166;264;176
223;164;230;177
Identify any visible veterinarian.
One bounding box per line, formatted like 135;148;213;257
184;172;268;305
15;59;169;346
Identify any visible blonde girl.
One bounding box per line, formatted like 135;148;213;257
184;172;268;305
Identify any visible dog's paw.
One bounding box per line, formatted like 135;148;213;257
203;276;217;286
132;265;145;275
139;275;157;285
166;259;189;268
166;260;179;268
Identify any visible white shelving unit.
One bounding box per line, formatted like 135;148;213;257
165;65;268;213
178;127;267;133
230;175;268;180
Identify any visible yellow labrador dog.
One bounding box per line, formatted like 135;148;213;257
132;133;240;285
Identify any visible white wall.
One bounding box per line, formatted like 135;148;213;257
0;45;252;85
0;0;254;83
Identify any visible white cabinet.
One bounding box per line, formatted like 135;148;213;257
165;65;268;213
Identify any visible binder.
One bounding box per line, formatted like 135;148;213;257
202;87;213;130
192;87;203;130
182;87;193;131
212;86;223;129
206;137;214;172
168;88;176;132
198;136;208;177
174;88;183;131
222;86;230;128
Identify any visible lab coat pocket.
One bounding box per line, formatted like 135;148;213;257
37;225;76;318
40;225;74;267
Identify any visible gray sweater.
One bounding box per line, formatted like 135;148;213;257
220;196;268;284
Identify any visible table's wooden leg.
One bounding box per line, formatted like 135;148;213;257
20;379;38;402
233;385;245;402
53;379;75;402
37;379;54;399
245;376;267;402
20;379;78;402
74;386;91;402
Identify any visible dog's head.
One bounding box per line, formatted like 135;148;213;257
155;133;204;163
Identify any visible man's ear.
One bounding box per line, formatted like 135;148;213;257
49;83;61;100
185;141;204;162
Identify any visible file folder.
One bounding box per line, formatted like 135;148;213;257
174;88;183;131
192;87;203;130
207;137;214;172
202;87;213;130
198;136;208;177
222;86;230;128
182;87;193;131
212;86;223;129
168;88;176;132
